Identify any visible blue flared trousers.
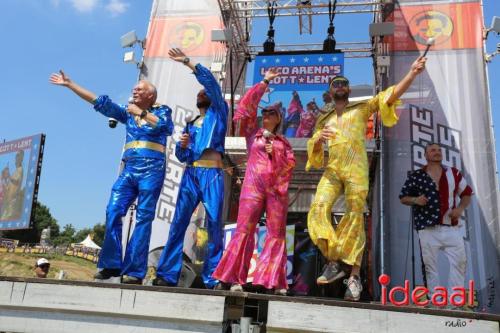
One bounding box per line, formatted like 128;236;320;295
156;166;224;288
98;158;165;279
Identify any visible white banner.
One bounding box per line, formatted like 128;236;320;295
380;1;500;312
123;0;227;257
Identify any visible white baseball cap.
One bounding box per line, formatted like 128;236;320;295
36;258;50;267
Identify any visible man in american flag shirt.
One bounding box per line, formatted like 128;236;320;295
400;142;473;295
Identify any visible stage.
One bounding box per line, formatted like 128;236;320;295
0;276;498;333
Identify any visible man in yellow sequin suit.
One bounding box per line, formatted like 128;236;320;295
306;56;427;301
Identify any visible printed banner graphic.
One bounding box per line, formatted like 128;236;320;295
252;53;344;138
389;2;483;51
0;134;44;230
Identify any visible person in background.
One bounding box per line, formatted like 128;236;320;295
400;142;473;300
296;100;319;138
34;258;50;278
283;91;303;137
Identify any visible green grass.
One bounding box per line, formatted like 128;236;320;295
0;252;97;281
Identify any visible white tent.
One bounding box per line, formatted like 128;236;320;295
73;234;101;250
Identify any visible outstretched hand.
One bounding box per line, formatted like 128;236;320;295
410;56;427;76
264;68;280;82
49;70;71;87
168;48;187;62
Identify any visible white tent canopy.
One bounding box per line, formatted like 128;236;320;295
73;235;101;250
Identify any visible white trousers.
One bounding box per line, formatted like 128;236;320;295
418;225;467;292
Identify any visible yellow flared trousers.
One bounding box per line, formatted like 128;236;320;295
307;165;367;266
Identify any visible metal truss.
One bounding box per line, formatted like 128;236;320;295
230;0;385;18
297;1;313;34
217;0;389;58
217;0;251;57
248;41;373;58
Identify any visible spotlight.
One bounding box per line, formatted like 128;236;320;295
323;0;337;52
120;30;140;48
263;1;277;54
323;24;336;52
263;27;275;53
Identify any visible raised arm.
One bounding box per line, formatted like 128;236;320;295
49;70;96;104
235;68;279;137
50;70;127;123
168;48;226;111
386;56;426;105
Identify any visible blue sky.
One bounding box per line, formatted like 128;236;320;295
0;0;498;232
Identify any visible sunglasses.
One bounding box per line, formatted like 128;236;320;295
331;80;349;88
38;264;50;269
262;109;278;116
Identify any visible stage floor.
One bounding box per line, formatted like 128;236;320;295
0;276;499;333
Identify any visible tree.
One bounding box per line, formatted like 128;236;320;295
73;227;93;244
91;223;105;247
3;201;60;244
53;224;76;246
71;223;104;247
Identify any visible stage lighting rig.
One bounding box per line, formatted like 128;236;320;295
120;30;145;69
323;0;337;52
263;1;278;53
485;17;500;63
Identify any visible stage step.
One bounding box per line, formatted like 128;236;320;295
0;277;498;333
0;277;228;333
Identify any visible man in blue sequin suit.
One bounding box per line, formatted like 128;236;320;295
153;48;228;289
50;70;174;284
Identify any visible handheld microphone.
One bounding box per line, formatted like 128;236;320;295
108;118;118;128
109;97;134;129
263;129;274;159
263;129;274;141
422;37;435;57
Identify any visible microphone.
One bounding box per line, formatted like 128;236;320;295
263;129;274;141
109;97;134;129
263;129;274;159
422;37;435;57
108;118;118;128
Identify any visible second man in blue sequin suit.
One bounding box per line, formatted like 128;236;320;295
154;48;228;289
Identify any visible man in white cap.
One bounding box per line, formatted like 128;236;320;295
34;258;50;278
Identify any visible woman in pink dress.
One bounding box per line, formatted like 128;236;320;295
212;69;295;294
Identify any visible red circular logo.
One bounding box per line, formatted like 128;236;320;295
408;10;453;46
379;274;390;285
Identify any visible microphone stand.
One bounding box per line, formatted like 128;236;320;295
407;170;416;289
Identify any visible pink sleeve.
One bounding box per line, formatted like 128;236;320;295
234;82;267;137
272;139;296;194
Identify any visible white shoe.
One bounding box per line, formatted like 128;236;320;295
344;276;362;301
230;283;244;292
274;288;287;296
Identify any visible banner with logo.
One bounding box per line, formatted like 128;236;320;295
0;134;45;230
123;0;226;257
223;223;295;284
380;0;500;313
250;52;344;138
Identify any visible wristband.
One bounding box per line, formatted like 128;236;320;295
140;109;148;119
262;78;270;85
412;197;417;205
